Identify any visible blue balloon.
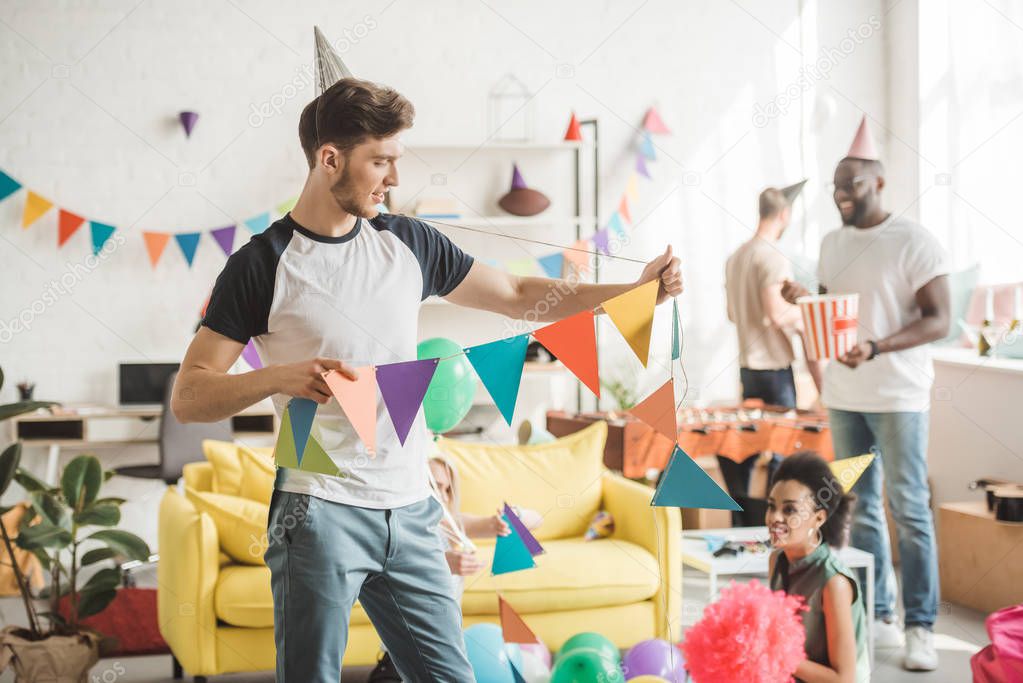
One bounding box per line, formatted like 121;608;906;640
465;623;518;683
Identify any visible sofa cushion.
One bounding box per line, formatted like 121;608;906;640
461;536;659;615
214;564;370;628
184;488;268;565
238;445;275;504
437;421;607;541
203;440;243;496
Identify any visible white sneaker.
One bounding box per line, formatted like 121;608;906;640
873;616;905;649
904;626;939;671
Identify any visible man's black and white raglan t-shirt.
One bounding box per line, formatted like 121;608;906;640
201;213;474;509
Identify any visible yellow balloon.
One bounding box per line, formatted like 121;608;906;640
626;677;670;683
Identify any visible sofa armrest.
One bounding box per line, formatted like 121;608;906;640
158;487;221;675
601;472;681;641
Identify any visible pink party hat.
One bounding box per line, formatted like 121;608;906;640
846;115;879;160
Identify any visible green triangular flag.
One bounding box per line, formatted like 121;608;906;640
491;517;536;575
651;446;742;510
671;298;681;361
274;408;300;468
300;435;345;477
276;197;297;215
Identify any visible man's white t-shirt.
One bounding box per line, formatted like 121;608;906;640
817;214;948;413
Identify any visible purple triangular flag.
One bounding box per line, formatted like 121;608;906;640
179;111;199;138
210;225;236;256
503;503;544;556
241;339;262;369
636;154;651;179
377;358;439;445
510;164;528;190
592;228;610;255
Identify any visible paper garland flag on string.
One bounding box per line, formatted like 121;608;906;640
22;191;53;228
492;515;536;575
626;174;639;203
245;212;271;234
671;298;681;361
90;222;116;256
602;280;659;367
276;197;297;215
652;445;742;510
608;212;626;238
273;404;343;476
592;228;610;255
241;340;263;370
503;503;544;556
287;397;318;466
377;358;438;445
323;367;377;455
534;310;599;397
499;596;539;644
643;107;672;134
210;225;236;256
829;453;875;492
636;154;651;179
629;379;677;443
175;232;201;267
0;170;20;202
537;252;564;278
58;210;85;247
563;111;583;141
563;239;591;276
465;335;529;426
511;664;527;683
142;232;171;267
506;257;539;277
618;196;632;224
640;132;657;161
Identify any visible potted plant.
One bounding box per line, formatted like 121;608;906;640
0;368;151;682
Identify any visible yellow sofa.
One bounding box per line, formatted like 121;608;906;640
158;421;680;679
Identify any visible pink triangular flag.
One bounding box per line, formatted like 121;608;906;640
322;367;377;456
643;107;671;134
847;115;879;160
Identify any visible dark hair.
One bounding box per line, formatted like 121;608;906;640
758;187;789;219
770;451;857;548
838;156;885;177
298;78;415;169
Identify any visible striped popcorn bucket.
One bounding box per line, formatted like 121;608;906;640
797;294;860;360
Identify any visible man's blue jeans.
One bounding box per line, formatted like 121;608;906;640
828;408;939;628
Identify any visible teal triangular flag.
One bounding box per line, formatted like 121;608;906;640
608;212;626;238
0;170;21;202
288;398;317;466
90;222;116;256
640;132;657;161
175;232;201;267
651;446;742;510
492;517;536;575
244;212;271;234
671;298;681;361
537;252;564;279
465;335;529;426
511;663;527;683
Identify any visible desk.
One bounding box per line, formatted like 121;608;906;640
682;526;875;664
9;404;276;483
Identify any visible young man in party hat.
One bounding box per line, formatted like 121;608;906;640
782;115;950;671
171;27;683;683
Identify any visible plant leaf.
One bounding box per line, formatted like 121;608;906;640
75;588;117;619
80;547;118;566
16;521;72;550
0;442;21;496
30;547;52;571
74;504;120;527
14;469;51;494
31;491;69;529
61;455;103;511
86;530;150;562
90;497;127;506
82;567;121;593
0;400;58;421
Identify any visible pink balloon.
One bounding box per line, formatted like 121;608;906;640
519;641;551;670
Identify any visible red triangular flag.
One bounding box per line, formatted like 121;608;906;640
533;310;599;397
629;379;677;443
57;210;85;247
564;112;583;141
499;596;540;644
643;107;671;134
618;195;632;224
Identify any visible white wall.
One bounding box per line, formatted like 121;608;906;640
1;0;892;423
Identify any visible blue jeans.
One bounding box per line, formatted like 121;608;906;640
828;408;938;628
740;367;797;408
265;491;474;682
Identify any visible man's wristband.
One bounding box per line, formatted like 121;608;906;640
867;339;880;360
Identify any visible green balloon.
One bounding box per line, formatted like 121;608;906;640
551;649;624;683
557;632;622;665
417;337;476;434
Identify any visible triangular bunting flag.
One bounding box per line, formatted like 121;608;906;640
608;212;626;238
175;232;201;267
564;111;583;141
57;210;85;247
651;446;742;510
377;358;438;445
22;191;53;228
625;174;639;203
90;222;116;256
829;453;875;493
503;503;543;556
241;340;263;370
563;239;591;276
142;232;171;268
0;170;20;202
210;225;236;256
492;516;536;575
465;335;529;426
499;596;539;644
300;433;345;477
533;310;599;397
618;196;632;224
273;404;344;476
643;106;672;134
244;212;271;234
510;663;527;683
640;132;657;161
287;398;318;465
276;197;297;215
592;228;610;255
273;406;300;468
537;252;564;278
322;367;377;455
671;298;681;361
602;280;659;367
506;258;538;277
629;380;677;443
636;154;651;179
